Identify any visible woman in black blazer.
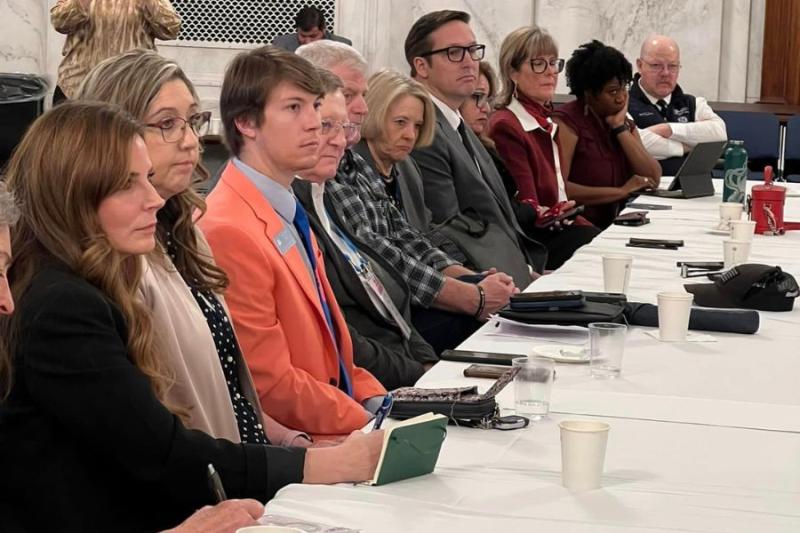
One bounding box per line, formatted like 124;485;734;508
0;102;378;532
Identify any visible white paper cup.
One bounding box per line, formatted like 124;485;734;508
236;527;303;533
729;220;756;242
718;202;744;230
559;420;610;490
723;239;751;269
656;291;694;342
602;254;633;294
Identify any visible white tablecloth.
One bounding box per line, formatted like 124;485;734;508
266;181;800;532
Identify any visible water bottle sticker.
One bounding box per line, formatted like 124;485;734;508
724;168;747;202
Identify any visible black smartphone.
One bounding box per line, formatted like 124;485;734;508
440;349;521;366
676;261;725;270
613;211;650;226
626;242;679;250
463;364;508;379
511;290;583;303
627;203;673;210
629;237;684;247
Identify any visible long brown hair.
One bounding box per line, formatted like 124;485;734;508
0;101;168;401
78;49;228;293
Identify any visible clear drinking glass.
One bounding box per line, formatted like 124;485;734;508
512;356;555;420
588;322;628;379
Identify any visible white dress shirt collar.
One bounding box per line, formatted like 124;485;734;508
429;92;463;130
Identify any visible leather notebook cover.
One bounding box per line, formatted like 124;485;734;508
368;413;448;486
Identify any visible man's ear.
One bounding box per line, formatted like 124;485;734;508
414;57;431;80
635;57;643;73
234;115;258;141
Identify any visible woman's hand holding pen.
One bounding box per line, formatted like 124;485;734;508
303;430;384;484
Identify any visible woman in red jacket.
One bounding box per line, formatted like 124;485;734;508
486;27;599;269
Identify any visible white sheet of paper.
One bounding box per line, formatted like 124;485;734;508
484;316;589;345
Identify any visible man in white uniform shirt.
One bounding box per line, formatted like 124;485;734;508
628;34;727;175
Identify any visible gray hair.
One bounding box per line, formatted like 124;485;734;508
0;181;20;227
296;40;367;75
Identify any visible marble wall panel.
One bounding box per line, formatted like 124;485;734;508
719;0;751;102
0;0;46;75
536;0;724;100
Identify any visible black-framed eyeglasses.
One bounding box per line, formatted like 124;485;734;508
420;44;486;63
321;119;359;140
145;111;211;143
470;92;495;109
529;58;565;74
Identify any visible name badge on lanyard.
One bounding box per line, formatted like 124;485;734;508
360;267;413;340
335;226;413;340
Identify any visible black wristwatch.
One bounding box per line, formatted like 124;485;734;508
610;124;628;136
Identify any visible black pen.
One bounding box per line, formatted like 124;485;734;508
207;463;227;503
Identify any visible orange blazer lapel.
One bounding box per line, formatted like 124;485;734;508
220;163;329;326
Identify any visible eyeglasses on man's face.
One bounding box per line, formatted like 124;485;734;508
145;111;211;143
421;44;486;63
471;92;495;109
529;57;565;74
321;119;359;140
641;60;681;74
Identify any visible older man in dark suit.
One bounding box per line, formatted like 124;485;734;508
406;10;547;288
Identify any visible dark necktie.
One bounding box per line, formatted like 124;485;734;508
656;99;668;118
457;119;479;169
292;198;353;397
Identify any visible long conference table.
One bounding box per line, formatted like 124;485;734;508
266;180;800;532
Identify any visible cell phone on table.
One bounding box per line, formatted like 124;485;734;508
511;290;584;303
510;290;585;311
627;202;673;210
676;261;724;270
630;238;684;247
613;211;650;226
463;364;508;379
440;349;520;366
626;237;683;250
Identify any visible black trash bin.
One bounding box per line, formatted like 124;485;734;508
0;73;48;170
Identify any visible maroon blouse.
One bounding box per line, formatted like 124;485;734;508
551;99;633;228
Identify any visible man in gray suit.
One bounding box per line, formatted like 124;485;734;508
271;6;352;53
406;10;547;289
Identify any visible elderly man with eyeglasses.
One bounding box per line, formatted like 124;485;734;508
407;10;548;289
629;34;727;175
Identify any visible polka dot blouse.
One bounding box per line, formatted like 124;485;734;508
166;234;268;445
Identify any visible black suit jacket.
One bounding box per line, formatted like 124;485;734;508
0;264;305;532
293;180;438;390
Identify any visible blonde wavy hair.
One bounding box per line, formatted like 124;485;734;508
77;49;228;293
361;69;436;149
0;101;169;402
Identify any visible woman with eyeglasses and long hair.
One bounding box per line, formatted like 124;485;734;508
551;39;661;229
486;28;600;270
78;49;311;446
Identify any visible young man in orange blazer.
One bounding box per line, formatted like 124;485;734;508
200;46;386;437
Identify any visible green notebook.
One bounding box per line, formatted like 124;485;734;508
367;412;448;486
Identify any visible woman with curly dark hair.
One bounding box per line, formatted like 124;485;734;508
552;40;661;228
